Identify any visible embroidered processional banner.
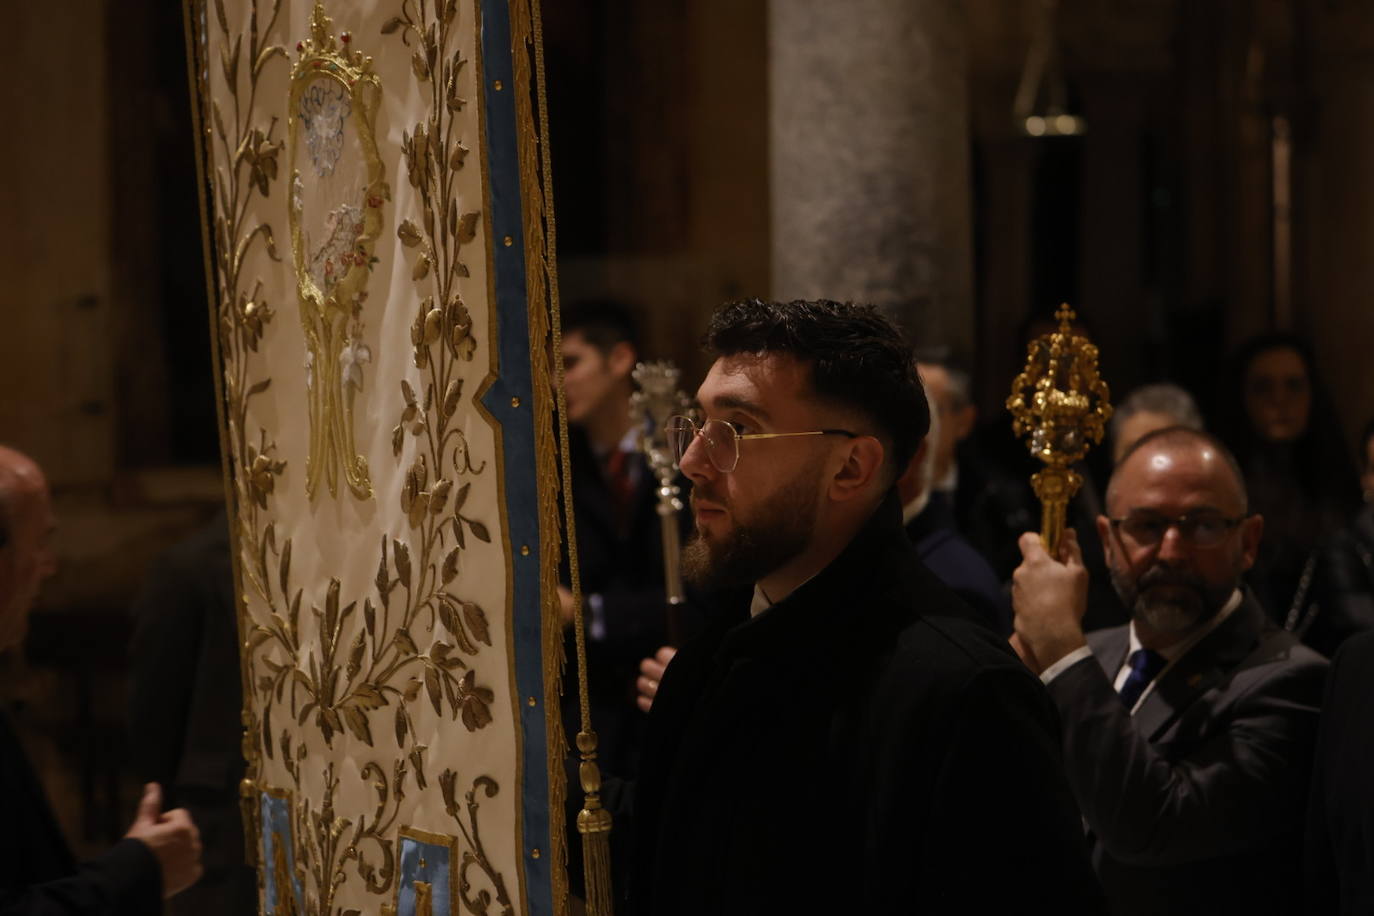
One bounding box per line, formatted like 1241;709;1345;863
184;0;568;912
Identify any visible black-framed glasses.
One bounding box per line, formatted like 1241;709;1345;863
664;415;858;474
1108;512;1248;549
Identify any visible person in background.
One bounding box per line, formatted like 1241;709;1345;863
558;300;692;780
0;445;203;914
1298;417;1374;656
1220;333;1360;627
916;355;1037;580
914;357;977;500
1304;568;1374;912
1110;383;1204;465
896;385;1009;633
1011;427;1326;915
127;510;254;916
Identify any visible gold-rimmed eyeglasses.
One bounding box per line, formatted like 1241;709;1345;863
664;415;858;474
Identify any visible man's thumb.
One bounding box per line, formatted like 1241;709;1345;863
136;782;162;822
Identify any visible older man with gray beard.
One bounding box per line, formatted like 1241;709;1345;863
1010;426;1326;916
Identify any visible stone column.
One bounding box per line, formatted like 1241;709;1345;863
769;0;974;353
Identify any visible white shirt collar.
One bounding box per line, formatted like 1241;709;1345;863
749;585;773;618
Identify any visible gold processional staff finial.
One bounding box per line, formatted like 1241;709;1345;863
1006;303;1113;557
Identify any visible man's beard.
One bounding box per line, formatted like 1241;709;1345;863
1110;564;1235;635
681;462;822;592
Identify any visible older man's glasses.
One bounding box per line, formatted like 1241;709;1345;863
665;415;858;474
1108;511;1247;549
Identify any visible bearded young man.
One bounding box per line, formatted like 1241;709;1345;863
1011;426;1327;916
626;300;1102;915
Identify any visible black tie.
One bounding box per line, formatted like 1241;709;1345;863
1118;648;1167;710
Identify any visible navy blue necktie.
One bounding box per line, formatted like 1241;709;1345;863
1118;648;1167;709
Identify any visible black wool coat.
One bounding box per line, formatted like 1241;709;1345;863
628;495;1104;914
1;713;161;914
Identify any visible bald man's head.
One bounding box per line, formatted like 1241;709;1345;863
1107;427;1248;517
0;446;56;652
1097;427;1262;642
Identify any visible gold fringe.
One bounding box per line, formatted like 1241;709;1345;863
510;0;614;910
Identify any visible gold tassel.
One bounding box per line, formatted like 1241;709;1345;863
576;729;615;916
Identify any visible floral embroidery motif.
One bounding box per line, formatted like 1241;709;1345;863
297;78;351;177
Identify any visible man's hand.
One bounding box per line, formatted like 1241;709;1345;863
636;646;677;713
124;782;203;899
1010;530;1090;676
557;585;576;627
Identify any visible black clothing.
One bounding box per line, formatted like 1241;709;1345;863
1049;594;1327;916
904;491;1010;634
629;495;1104;915
563;426;697;780
1240;445;1359;626
126;514;254;916
955;427;1126;632
1305;629;1374;914
1296;504;1374;658
0;713;161;914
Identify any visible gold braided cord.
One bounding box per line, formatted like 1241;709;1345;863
530;26;589;745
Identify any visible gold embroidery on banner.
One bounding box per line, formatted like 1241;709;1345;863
195;2;504;911
187;0;290;895
438;771;514;915
288;2;384;502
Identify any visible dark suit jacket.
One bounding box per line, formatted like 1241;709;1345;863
1305;629;1374;914
1048;595;1327;915
628;494;1104;915
0;713;161;914
905;492;1010;635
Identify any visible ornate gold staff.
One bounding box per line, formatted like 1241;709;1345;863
630;361;692;622
1006;304;1113;557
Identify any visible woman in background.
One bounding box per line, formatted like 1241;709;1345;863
1221;333;1360;633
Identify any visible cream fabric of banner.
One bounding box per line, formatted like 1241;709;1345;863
191;0;561;913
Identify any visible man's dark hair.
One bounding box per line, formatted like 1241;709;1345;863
1110;425;1249;512
703;299;929;478
562;299;640;356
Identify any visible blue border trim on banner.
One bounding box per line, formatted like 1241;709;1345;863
478;2;553;913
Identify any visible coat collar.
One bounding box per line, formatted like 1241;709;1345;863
1092;591;1267;741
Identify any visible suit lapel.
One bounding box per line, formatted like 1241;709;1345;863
1087;625;1129;681
1133;594;1265;741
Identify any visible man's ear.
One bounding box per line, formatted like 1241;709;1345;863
1095;514;1115;563
607;341;637;380
829;436;886;503
1238;513;1264;571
